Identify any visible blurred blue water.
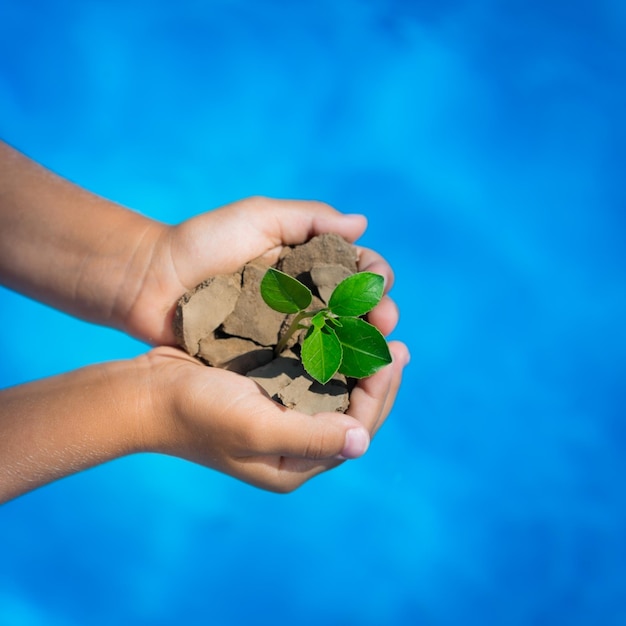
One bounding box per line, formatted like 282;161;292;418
1;1;625;624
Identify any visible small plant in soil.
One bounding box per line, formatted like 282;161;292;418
260;268;392;385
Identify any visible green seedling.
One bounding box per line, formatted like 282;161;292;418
260;268;392;385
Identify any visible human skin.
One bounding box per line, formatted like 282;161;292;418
0;141;409;503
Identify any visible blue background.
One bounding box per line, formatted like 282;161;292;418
1;1;625;624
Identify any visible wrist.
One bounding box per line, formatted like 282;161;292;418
102;217;171;341
127;347;192;456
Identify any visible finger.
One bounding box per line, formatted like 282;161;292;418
357;247;399;334
346;340;410;434
246;197;368;248
243;403;371;461
367;295;399;336
356;246;395;292
371;341;410;436
229;454;339;493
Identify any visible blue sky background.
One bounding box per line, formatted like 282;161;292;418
0;1;625;624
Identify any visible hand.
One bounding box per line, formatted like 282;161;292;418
139;341;409;492
0;340;408;502
120;196;399;345
119;198;407;492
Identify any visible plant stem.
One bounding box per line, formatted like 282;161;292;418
274;309;320;356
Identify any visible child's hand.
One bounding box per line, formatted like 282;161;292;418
120;196;399;346
0;342;408;502
139;342;409;492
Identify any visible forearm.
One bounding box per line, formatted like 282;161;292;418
0;358;151;503
0;141;165;330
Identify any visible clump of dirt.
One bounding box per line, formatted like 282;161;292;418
173;233;358;414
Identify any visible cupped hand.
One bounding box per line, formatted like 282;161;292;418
120;195;406;490
139;340;409;492
121;196;398;345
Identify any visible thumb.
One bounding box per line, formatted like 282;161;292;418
256;409;371;461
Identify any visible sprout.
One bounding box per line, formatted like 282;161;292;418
260;268;392;384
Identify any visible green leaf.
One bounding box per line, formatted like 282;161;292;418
260;268;312;314
334;317;392;379
309;310;327;329
328;272;384;317
301;322;343;384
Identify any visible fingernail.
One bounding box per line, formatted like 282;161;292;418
339;428;370;460
403;348;411;365
393;343;411;366
345;213;368;228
